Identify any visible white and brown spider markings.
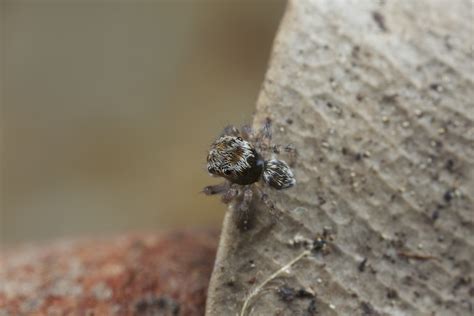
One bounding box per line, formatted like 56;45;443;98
203;118;296;229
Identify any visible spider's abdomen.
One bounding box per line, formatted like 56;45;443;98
207;136;264;185
263;159;296;190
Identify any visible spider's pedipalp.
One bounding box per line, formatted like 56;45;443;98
203;182;229;195
235;187;253;230
263;159;296;190
222;125;240;137
240;124;253;140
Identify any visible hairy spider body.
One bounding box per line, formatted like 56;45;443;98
207;136;264;185
204;118;296;229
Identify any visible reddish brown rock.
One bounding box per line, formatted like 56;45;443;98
0;230;218;315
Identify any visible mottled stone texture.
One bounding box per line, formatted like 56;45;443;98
0;231;218;315
206;0;473;315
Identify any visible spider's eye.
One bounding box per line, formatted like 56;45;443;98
224;169;232;176
237;137;243;141
208;166;215;173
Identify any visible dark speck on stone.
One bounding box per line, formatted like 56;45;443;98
296;288;314;299
372;11;388;32
386;289;398;299
429;83;442;91
445;159;455;172
444;189;454;203
277;286;296;302
360;301;379;315
358;258;368;272
305;299;318;315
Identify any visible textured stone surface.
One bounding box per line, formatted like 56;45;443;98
206;0;473;315
0;230;218;315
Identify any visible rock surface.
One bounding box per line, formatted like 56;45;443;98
206;0;473;315
0;230;218;315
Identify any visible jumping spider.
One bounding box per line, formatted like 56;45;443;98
203;118;296;229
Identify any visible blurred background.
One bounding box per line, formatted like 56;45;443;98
1;1;286;245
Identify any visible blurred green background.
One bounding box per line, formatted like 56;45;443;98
1;1;285;245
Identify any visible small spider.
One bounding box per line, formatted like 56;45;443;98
203;118;296;229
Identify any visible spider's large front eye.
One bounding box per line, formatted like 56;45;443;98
263;159;296;190
224;169;232;176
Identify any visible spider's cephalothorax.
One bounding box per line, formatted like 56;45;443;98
207;136;264;185
204;118;296;229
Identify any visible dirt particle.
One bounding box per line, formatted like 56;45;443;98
445;159;455;172
381;94;398;103
358;258;368;272
453;276;471;293
443;189;454;203
305;298;318;315
277;286;296;302
372;11;388;32
429;83;443;92
277;285;315;304
386;289;399;300
225;278;236;287
134;295;180;316
296;288;315;299
360;301;380;315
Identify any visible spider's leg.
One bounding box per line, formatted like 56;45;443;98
261;192;276;215
221;125;240;137
259;189;281;222
236;186;253;229
284;144;298;167
203;182;229;195
239;187;253;212
221;186;239;204
255;117;272;152
259;117;272;142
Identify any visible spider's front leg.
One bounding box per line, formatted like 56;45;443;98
251;117;272;152
221;125;240;137
221;185;239;204
261;192;280;221
283;144;298;167
250;184;280;222
235;186;253;229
